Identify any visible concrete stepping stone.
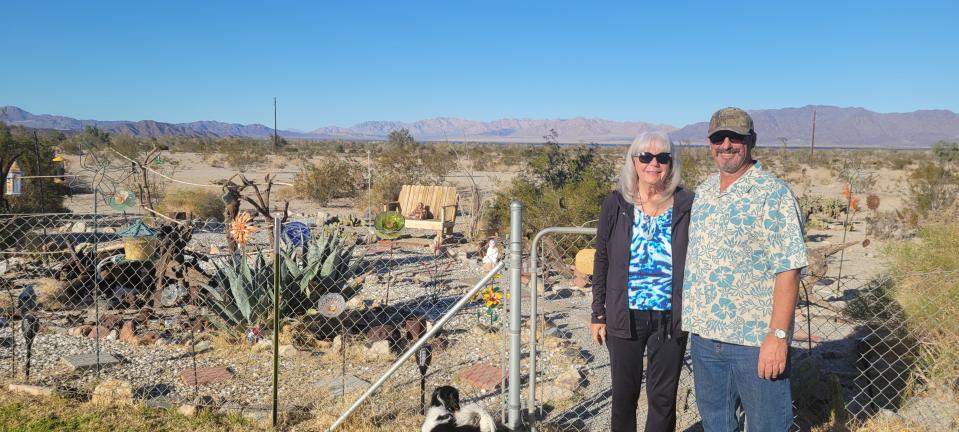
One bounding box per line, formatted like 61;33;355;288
315;374;370;395
61;352;120;371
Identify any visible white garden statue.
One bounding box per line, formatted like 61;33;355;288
482;239;499;265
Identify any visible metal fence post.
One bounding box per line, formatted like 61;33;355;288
508;201;523;429
272;216;281;427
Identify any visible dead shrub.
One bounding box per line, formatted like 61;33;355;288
157;188;225;221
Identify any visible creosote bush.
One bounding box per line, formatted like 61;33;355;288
486;139;615;236
294;158;363;206
907;161;958;218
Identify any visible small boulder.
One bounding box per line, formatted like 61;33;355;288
69;325;93;337
365;340;392;359
554;366;585;391
404;317;427;341
99;314;123;330
91;379;134;406
366;324;398;343
178;404;198;417
544;336;569;349
279;344;299;357
119;321;137;344
540;384;574;403
139;331;159;345
87;326;110;338
253;339;272;352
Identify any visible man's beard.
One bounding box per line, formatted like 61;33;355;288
715;148;747;173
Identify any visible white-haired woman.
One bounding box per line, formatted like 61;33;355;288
591;132;693;431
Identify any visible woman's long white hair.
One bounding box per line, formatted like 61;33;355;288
618;131;682;206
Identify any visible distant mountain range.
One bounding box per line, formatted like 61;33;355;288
3;104;958;148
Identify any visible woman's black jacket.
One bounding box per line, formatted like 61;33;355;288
591;188;693;340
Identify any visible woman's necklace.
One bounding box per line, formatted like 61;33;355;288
636;193;663;241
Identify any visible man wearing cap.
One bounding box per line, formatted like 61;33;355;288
682;107;807;431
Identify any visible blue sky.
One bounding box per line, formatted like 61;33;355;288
2;1;957;130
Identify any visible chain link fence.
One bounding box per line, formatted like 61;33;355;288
3;210;957;431
0;210;511;430
527;229;959;432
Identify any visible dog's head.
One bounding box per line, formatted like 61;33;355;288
430;385;461;412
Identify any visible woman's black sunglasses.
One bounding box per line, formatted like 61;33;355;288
633;152;672;164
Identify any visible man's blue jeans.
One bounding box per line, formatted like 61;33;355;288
690;334;792;432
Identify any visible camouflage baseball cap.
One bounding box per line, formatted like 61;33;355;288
707;107;754;138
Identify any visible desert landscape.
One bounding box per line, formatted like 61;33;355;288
1;119;957;431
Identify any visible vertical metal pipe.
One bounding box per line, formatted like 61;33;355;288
272;216;281;427
507;201;523;429
527;233;539;429
93;188;101;376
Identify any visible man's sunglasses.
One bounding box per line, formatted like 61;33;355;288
632;152;672;164
709;132;748;145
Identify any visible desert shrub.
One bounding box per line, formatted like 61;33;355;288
907;161;958;217
157;188;225;221
933;141;959;163
884;222;959;389
799;194;847;222
294;158;363;206
224;149;260;170
875;149;921;170
836;159;879;194
486;141;615;236
354;129;456;213
217;138;270;170
679;145;712;189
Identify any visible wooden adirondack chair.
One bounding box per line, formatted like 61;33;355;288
384;185;458;242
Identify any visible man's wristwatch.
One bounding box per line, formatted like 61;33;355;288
770;328;788;340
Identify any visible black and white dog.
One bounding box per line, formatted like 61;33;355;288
422;385;497;432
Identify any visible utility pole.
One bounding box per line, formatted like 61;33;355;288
810;110;817;157
273;97;278;154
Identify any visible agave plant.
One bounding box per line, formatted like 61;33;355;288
281;226;361;306
201;251;276;331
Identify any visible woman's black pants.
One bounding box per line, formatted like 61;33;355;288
606;309;687;432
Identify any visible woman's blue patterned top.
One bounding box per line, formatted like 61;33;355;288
628;206;673;310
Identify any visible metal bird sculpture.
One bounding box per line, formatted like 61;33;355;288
417;344;433;414
21;314;39;382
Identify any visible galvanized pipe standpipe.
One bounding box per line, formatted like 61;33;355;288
328;261;506;431
507;201;523;429
527;227;596;431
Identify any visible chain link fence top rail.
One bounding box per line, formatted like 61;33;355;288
0;211;513;430
527;229;959;432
